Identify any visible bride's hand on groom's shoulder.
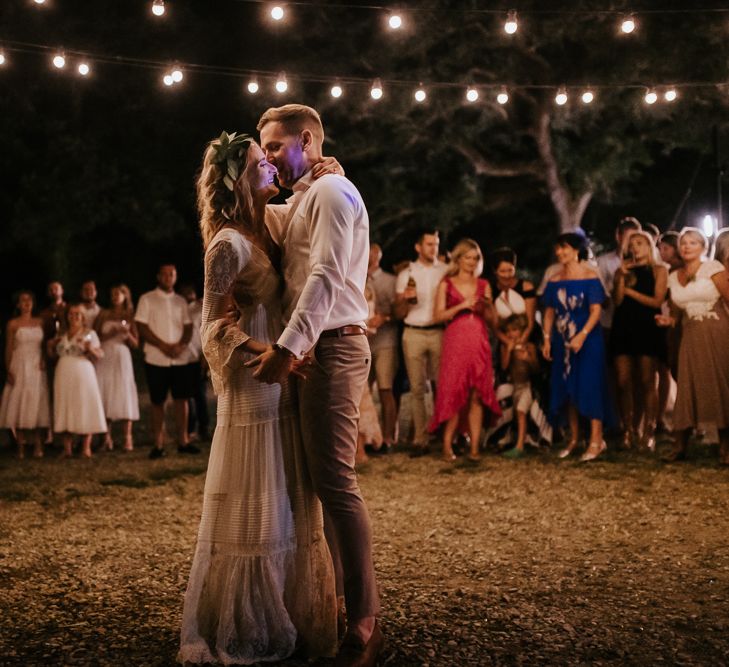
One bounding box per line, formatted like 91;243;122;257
312;156;344;179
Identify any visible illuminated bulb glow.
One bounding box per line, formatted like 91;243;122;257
247;80;259;94
702;214;717;237
152;0;165;17
163;74;174;86
78;62;90;76
34;0;46;4
621;18;636;33
496;89;509;105
0;53;5;66
331;85;343;98
52;54;66;69
271;6;284;21
275;74;288;93
581;91;594;104
664;89;677;102
414;88;426;102
388;14;402;29
370;87;383;100
644;90;658;104
504;11;518;34
466;87;479;102
555;89;568;106
171;69;183;83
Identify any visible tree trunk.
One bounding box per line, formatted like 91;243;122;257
532;110;593;232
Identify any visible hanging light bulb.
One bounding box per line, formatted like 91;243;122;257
247;79;259;94
620;15;636;34
270;5;284;21
0;52;6;66
504;10;518;35
370;78;383;100
664;88;678;102
644;89;658;104
330;84;343;98
78;62;90;76
581;90;594;104
275;72;288;93
152;0;165;17
163;73;174;86
52;53;66;69
555;87;568;106
33;0;46;4
414;87;426;103
171;68;183;83
496;87;509;105
388;13;403;29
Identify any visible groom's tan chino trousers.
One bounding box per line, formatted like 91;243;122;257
298;334;380;622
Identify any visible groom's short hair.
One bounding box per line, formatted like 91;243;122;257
257;104;324;144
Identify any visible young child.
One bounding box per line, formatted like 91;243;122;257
500;314;539;458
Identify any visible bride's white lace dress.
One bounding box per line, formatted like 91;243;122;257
178;227;337;665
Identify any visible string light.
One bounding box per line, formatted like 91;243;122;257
52;53;66;69
664;88;678;102
504;10;518;35
581;90;594;104
270;5;284;21
370;78;383;100
331;83;343;98
33;0;46;4
466;87;479;102
163;73;174;86
644;89;658;104
275;72;288;93
555;87;568;105
388;13;403;30
620;15;636;34
171;68;183;83
151;0;165;17
496;87;509;105
78;62;90;76
414;87;426;103
0;52;5;66
247;79;259;94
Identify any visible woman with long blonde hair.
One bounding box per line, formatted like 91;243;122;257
179;133;341;665
428;238;501;462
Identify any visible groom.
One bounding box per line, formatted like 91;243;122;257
247;104;383;667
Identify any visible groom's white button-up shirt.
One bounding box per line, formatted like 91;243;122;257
266;170;370;358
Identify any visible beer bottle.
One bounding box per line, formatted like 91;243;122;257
406;274;418;305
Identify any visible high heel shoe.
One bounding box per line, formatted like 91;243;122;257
580;440;606;462
558;440;579;459
621;430;635;450
641;424;656;452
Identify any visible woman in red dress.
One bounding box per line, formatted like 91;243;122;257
429;239;501;462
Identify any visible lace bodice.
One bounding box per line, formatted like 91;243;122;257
56;330;100;358
202;227;283;395
669;260;725;321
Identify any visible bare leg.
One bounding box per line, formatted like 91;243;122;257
515;411;527;451
442;414;459;461
151;403;165;449
379;388;398;445
16;430;27;459
656;362;671;431
614;355;635;447
356;433;369;465
62;433;73;458
467;389;483;460
174;399;189;446
80;434;92;458
122;420;133;451
580;419;606;461
558;404;580;458
103;420;113;450
638;356;658;450
32;429;44;458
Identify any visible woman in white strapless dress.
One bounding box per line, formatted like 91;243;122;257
0;290;51;458
95;285;140;451
48;304;107;458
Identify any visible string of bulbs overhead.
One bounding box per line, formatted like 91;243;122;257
6;2;728;108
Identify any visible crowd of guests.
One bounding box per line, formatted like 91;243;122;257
2;222;729;465
0;266;209;459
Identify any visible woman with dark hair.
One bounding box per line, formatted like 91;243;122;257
657;227;729;464
0;291;50;458
95;284;140;451
658;231;683;271
490;247;538;346
542;233;613;461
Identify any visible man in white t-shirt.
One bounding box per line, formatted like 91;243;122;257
135;264;199;459
394;230;447;455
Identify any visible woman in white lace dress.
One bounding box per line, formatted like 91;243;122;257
178;133;338;665
0;290;50;458
657;227;729;464
95;284;140;451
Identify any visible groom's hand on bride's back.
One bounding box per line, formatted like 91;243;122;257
244;345;295;384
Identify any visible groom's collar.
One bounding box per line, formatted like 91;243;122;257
285;169;315;204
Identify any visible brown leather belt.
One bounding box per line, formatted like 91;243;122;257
320;325;367;338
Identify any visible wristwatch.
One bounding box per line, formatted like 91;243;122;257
272;343;295;358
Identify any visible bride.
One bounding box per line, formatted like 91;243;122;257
178;132;339;664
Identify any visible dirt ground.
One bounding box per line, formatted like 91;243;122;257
1;431;728;666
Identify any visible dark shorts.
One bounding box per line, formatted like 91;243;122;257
145;363;194;405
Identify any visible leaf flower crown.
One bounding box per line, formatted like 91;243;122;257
210;131;253;191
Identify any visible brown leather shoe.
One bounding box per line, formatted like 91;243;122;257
334;620;384;667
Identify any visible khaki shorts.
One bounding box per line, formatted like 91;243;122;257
369;346;399;390
513;382;533;414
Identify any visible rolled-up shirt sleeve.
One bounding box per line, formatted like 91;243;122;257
278;183;356;356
